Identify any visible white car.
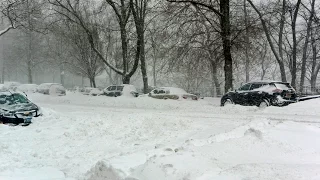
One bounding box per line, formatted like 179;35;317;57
82;87;103;96
37;83;66;96
17;84;39;93
3;81;21;91
149;87;198;100
103;84;139;97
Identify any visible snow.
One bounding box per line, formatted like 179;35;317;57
159;87;188;94
17;84;38;93
0;94;320;180
121;84;138;96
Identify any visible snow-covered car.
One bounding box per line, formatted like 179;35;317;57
103;84;139;97
82;87;103;96
3;81;21;91
37;83;66;96
149;87;198;100
17;84;39;93
0;92;42;125
220;81;297;107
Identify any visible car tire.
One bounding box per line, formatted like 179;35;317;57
258;99;269;108
222;98;233;106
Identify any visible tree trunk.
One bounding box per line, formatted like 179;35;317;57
60;64;65;86
153;58;156;87
120;25;128;75
123;75;130;84
291;0;301;88
244;0;250;82
310;32;320;91
299;0;315;92
91;77;96;88
220;0;233;93
140;25;148;93
140;38;148;93
27;61;32;84
210;60;221;97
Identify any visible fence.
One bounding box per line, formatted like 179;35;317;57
298;86;320;96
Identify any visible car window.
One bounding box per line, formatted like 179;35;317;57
108;86;116;91
153;89;165;94
250;83;266;90
238;83;251;91
158;89;166;94
274;83;292;90
117;86;124;91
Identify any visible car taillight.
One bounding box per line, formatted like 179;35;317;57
272;89;283;93
192;97;198;100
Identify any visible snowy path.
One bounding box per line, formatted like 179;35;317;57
1;93;320;180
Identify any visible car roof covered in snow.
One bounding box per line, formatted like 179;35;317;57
248;80;289;84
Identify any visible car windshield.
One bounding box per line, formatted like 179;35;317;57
0;93;29;105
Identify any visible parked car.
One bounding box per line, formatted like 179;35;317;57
149;87;198;100
3;81;21;91
220;81;297;107
17;84;38;93
82;87;103;96
190;92;204;99
37;83;66;96
0;92;42;125
103;84;139;97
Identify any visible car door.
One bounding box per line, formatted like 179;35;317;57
248;83;265;105
235;83;252;105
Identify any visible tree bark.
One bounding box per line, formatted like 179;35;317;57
220;0;233;93
291;0;301;88
131;0;148;93
244;0;250;82
210;60;221;96
60;63;65;86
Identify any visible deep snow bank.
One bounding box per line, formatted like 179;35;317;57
1;93;319;180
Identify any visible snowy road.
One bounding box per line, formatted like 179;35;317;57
1;93;320;180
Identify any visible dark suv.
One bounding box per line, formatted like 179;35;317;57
220;81;297;107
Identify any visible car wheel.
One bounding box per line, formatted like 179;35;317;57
258;99;269;108
222;98;233;106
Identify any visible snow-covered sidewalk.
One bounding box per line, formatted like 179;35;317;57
1;93;319;180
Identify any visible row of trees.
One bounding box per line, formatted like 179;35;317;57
1;0;320;95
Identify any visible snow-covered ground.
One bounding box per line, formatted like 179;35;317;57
1;92;320;180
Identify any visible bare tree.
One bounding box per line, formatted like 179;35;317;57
247;0;287;82
48;0;140;84
299;0;315;92
167;0;233;93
